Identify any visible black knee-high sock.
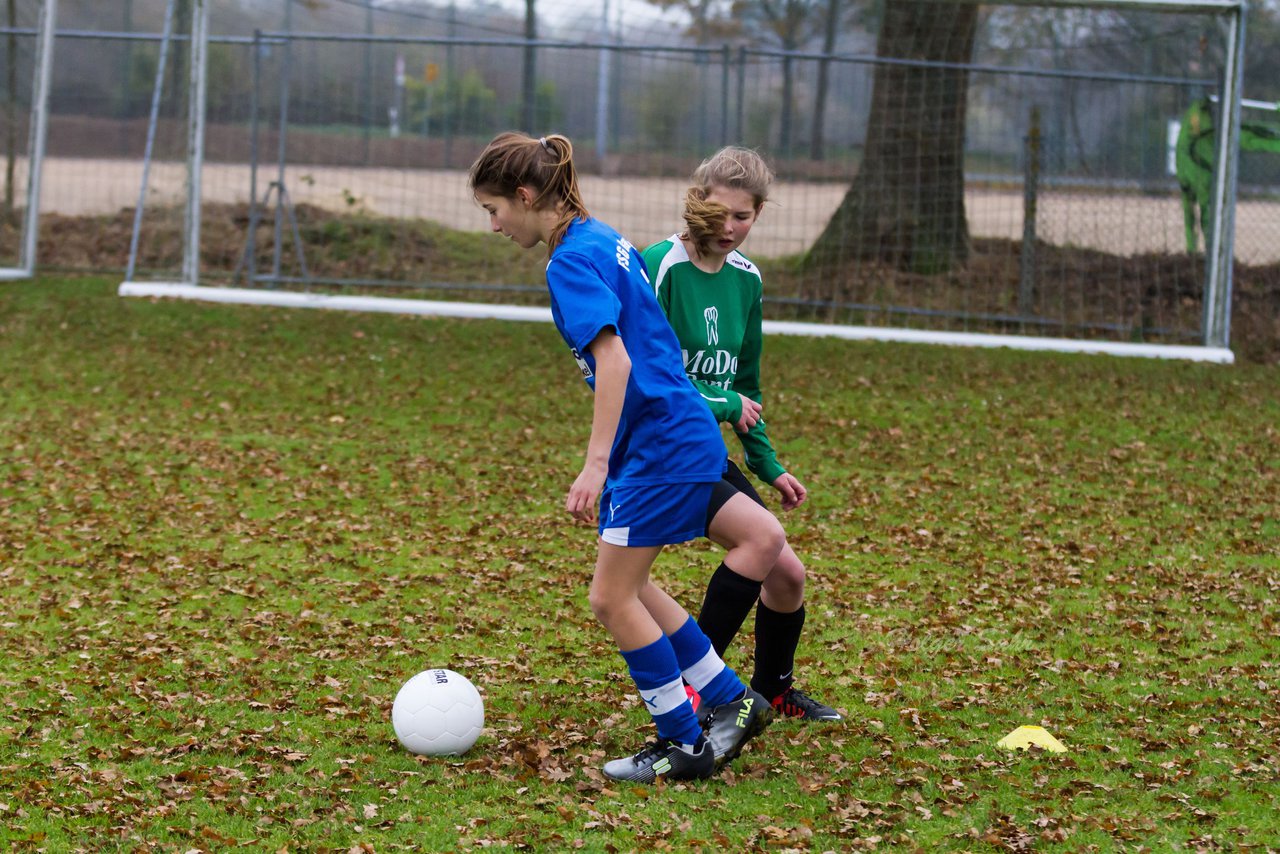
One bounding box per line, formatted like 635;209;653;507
696;562;763;659
750;602;805;700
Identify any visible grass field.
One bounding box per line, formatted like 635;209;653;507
1;276;1277;851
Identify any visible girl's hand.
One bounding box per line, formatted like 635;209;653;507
566;459;608;522
734;394;763;433
771;471;807;511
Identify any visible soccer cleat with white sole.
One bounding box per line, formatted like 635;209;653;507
601;736;714;783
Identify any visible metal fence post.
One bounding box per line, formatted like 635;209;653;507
244;28;262;286
181;0;208;285
272;0;294;287
362;1;373;164
444;2;455;168
721;44;731;146
1202;3;1246;350
522;0;537;132
125;0;175;284
15;0;54;276
736;46;746;143
595;0;610;168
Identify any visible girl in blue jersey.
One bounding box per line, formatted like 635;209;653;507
468;132;781;782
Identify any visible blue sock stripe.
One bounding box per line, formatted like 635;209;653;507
668;616;711;671
652;706;702;746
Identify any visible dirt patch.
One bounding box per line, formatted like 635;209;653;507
9;156;1278;265
4;202;1275;364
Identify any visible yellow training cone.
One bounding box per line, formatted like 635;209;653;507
997;725;1068;753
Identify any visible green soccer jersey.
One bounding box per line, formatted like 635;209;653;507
643;236;786;486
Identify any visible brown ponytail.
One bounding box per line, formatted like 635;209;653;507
468;132;590;251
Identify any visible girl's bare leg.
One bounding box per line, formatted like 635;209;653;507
588;542;665;650
705;492;786;580
759;542;805;613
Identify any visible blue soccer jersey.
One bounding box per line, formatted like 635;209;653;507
546;218;726;488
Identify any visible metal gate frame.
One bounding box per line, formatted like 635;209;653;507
0;0;56;281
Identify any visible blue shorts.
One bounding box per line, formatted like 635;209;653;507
598;481;717;547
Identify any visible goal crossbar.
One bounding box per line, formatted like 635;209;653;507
119;283;1235;364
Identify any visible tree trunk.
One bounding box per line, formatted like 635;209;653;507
809;0;840;162
806;1;977;274
5;0;16;222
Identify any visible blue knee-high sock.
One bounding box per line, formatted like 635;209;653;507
668;616;744;707
620;636;703;746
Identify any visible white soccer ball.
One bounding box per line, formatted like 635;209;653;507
391;668;484;756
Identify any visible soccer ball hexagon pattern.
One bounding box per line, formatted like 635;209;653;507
392;668;485;756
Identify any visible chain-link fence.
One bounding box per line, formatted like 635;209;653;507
3;0;1271;351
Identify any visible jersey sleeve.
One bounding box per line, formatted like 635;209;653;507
546;250;621;354
690;378;743;423
731;286;786;484
737;417;785;485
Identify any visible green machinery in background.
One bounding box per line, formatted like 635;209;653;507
1177;96;1280;253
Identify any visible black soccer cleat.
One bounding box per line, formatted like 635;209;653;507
703;688;774;769
769;686;843;721
602;736;715;783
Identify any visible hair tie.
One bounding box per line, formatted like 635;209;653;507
539;136;552;154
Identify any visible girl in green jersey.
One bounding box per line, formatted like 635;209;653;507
642;146;841;722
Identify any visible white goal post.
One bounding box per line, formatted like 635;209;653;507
118;0;1243;364
0;0;56;281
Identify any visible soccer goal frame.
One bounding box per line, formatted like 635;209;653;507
119;0;1244;364
0;0;56;282
118;0;208;290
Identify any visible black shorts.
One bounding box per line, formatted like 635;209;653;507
704;459;767;534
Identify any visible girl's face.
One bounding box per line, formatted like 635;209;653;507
704;185;762;257
475;187;542;249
